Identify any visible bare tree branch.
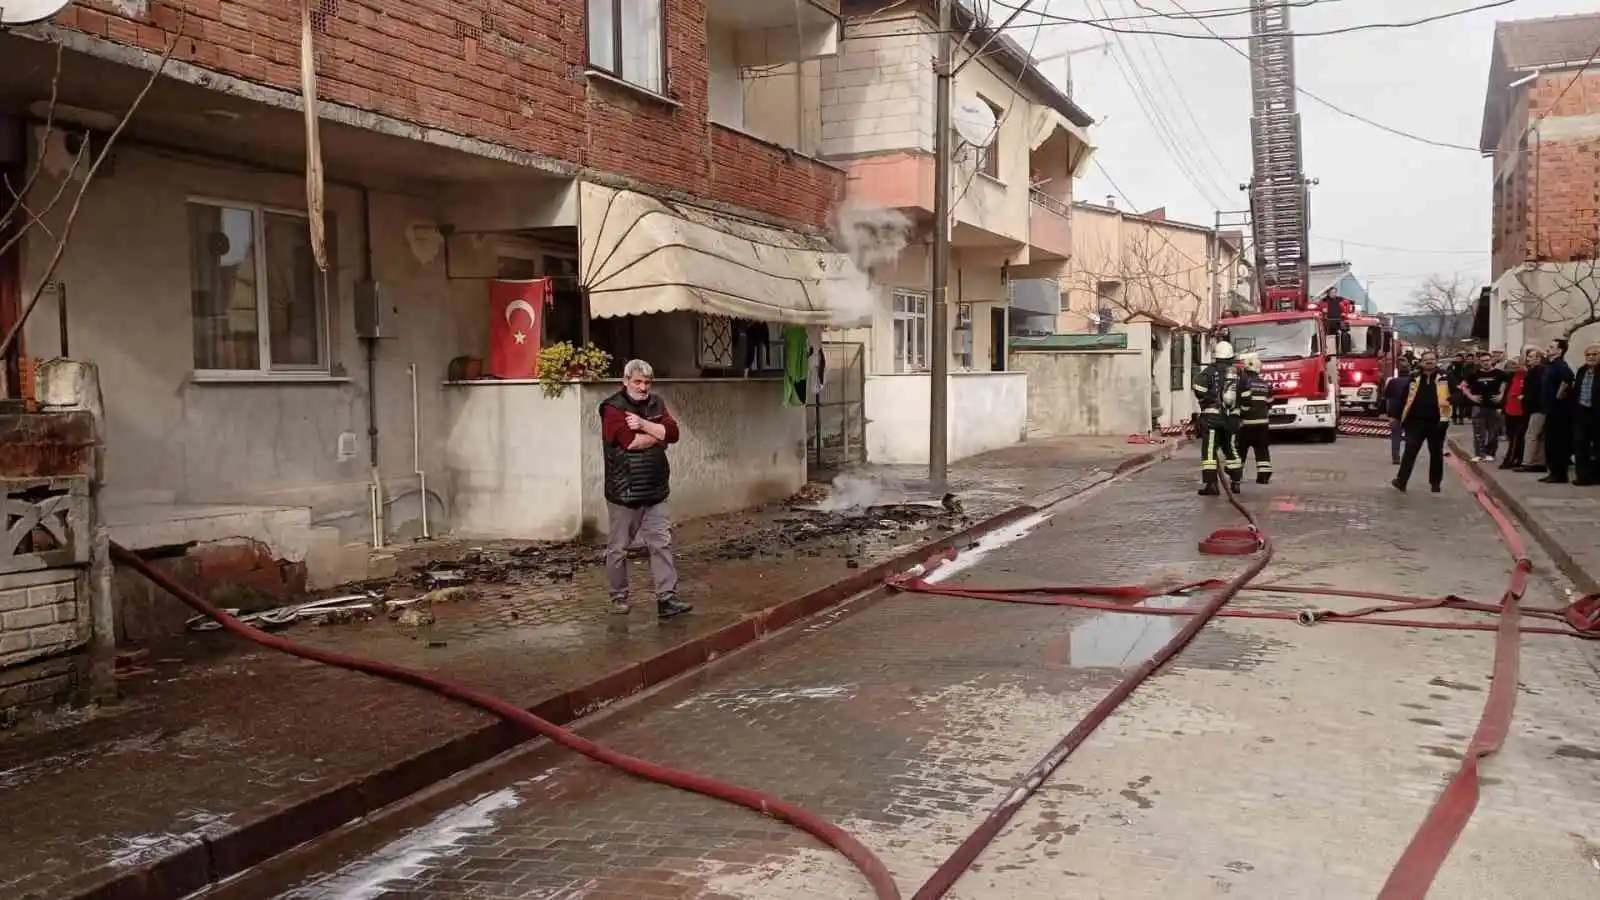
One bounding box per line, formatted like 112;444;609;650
0;13;188;361
1407;274;1475;352
0;41;64;239
1068;223;1209;330
1500;257;1600;344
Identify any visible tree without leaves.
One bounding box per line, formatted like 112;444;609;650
0;15;190;365
1066;222;1212;330
1406;274;1476;352
1499;257;1600;347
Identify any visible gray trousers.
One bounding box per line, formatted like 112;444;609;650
1525;412;1547;466
1472;407;1503;457
605;502;679;601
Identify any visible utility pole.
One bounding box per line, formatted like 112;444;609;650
1209;210;1222;327
929;0;953;490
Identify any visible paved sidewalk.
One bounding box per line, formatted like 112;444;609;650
1447;434;1600;596
0;437;1153;900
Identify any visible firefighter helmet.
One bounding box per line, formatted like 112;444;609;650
1213;340;1236;361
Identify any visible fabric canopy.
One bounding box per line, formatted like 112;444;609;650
579;182;871;327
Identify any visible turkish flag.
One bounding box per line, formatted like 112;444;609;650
487;279;549;378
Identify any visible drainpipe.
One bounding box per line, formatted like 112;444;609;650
360;187;385;548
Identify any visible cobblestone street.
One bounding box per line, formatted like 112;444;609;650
0;438;1145;900
231;437;1600;900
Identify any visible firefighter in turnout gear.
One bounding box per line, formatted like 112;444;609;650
1237;352;1273;484
1192;340;1248;495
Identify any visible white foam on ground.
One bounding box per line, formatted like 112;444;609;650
923;511;1053;584
280;788;520;899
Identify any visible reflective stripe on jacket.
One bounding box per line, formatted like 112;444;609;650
1401;375;1452;424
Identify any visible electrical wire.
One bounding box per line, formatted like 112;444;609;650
947;2;1044;211
1157;0;1486;152
1100;0;1235;204
1516;40;1600;147
1311;235;1489;255
1126;0;1237;186
984;0;1520;42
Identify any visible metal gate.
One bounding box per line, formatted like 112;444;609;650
811;341;865;471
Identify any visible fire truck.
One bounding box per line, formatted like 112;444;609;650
1215;0;1343;443
1320;299;1399;415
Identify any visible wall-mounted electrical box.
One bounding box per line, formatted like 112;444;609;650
354;280;396;339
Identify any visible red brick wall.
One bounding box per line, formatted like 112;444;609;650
55;0;842;228
1494;71;1600;274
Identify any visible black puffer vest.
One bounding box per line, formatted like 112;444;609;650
602;391;671;508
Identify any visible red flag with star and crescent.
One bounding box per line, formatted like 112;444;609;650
487;278;550;378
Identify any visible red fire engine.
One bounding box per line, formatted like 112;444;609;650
1316;297;1399;415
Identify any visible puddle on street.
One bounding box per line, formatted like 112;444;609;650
1067;596;1190;668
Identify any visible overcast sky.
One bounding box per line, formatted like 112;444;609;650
1007;0;1596;311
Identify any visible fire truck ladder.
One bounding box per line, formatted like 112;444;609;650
1247;0;1310;308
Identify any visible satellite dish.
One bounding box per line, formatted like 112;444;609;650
951;96;997;148
1;0;71;26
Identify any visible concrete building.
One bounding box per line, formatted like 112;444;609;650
1480;13;1600;354
0;0;865;614
1010;202;1241;436
816;0;1096;465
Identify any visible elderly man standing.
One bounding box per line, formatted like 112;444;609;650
600;360;694;619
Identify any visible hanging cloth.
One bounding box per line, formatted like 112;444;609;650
782;325;808;407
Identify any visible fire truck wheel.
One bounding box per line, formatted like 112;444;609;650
1317;428;1337;443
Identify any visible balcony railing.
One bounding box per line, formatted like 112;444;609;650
1030;187;1070;218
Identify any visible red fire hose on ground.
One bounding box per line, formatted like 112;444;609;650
107;543;904;900
892;455;1596;900
108;447;1596;900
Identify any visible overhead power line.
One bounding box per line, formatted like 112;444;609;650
984;0;1519;41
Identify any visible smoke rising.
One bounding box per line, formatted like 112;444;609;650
824;203;912;327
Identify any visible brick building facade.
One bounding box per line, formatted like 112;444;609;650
1479;13;1600;353
47;0;843;227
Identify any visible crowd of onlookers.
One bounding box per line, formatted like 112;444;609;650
1380;339;1600;490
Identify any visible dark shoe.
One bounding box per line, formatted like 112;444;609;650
1430;484;1442;493
1391;478;1407;493
1575;479;1597;487
1256;474;1271;485
657;595;693;619
1198;485;1220;496
1515;465;1544;473
1539;475;1569;484
610;597;632;616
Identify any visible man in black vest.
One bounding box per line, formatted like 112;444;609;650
600;359;693;619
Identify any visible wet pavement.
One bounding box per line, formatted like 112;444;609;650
224;436;1600;900
0;437;1144;900
1448;433;1600;596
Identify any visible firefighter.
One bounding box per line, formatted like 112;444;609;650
1237;352;1273;484
1192;340;1248;495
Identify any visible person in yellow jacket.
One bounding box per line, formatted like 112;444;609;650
1392;351;1453;493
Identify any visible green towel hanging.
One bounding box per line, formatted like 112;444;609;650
782;325;808;407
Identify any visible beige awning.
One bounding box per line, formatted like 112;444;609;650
1028;107;1095;178
579;182;867;326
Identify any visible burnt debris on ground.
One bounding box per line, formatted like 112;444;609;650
185;477;969;636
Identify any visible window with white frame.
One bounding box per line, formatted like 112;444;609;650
587;0;665;93
891;290;929;373
187;200;330;374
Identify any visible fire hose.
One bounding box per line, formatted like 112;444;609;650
107;541;903;900
106;450;1596;900
894;454;1595;900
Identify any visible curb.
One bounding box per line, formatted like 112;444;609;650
1446;436;1600;597
62;442;1178;900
